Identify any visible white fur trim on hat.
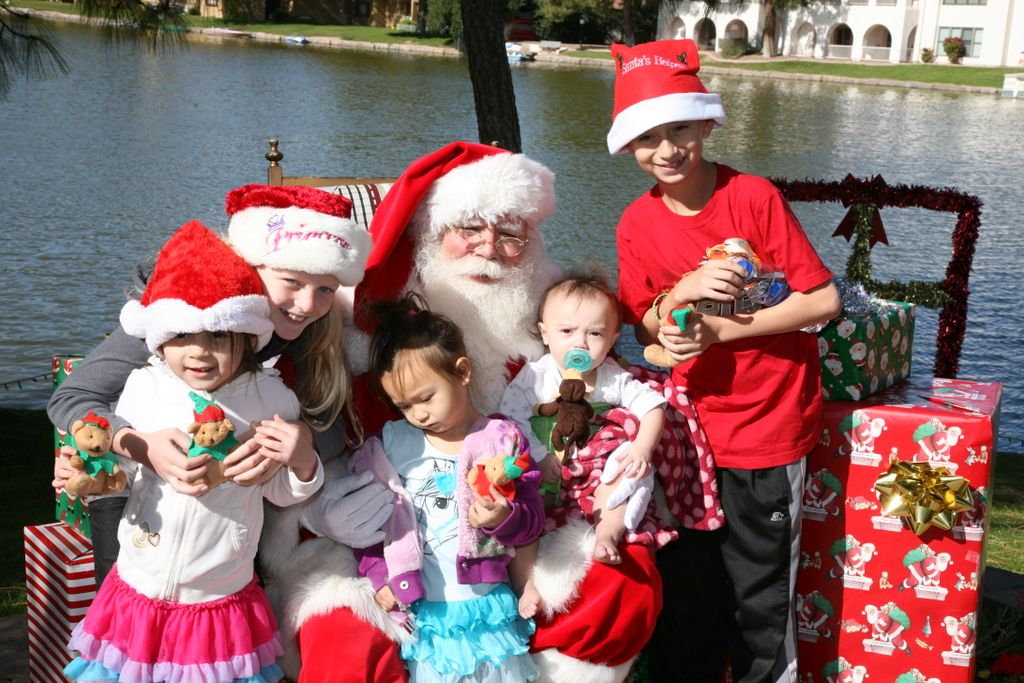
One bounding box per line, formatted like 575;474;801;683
533;518;594;617
606;92;727;155
228;206;373;286
414;153;555;237
120;295;274;354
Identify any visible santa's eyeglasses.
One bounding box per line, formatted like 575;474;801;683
449;224;529;258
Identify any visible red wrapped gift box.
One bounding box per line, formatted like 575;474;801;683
797;378;1000;682
24;523;95;682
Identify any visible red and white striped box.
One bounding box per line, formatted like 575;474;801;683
24;523;95;683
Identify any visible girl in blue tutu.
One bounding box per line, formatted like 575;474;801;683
350;294;544;682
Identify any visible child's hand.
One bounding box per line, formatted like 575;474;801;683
222;438;282;486
659;312;717;363
468;487;512;529
250;415;318;482
673;259;746;303
375;585;397;611
52;447;78;490
616;444;653;480
538;453;562;484
115;427;209;496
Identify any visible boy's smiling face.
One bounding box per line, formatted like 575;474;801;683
628;119;715;188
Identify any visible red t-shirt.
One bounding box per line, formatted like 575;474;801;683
617;165;832;469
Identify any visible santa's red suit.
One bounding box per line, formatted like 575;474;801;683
260;142;664;683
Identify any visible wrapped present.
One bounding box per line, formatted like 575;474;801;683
24;523;96;682
52;356;92;536
797;378;1000;683
817;281;915;401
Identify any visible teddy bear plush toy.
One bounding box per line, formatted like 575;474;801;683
187;392;241;488
643;237;789;368
65;411;129;497
536;368;595;456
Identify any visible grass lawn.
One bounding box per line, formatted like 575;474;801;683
1;405;1022;616
10;0;453;46
565;49;1016;89
1;408;61;615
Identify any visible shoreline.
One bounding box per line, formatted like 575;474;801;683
22;7;1001;95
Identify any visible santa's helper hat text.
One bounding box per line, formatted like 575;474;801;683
120;220;275;354
606;39;726;155
226;184;372;287
353;141;555;330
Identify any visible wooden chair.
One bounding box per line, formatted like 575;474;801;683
264;138;395;231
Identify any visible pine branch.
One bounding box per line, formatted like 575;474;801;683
77;0;189;50
0;2;69;97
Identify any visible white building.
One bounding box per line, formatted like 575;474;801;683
657;0;1024;67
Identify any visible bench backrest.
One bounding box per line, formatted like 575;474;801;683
264;139;395;231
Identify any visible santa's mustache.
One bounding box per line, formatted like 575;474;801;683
436;254;508;280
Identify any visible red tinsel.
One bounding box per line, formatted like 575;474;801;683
770;174;983;379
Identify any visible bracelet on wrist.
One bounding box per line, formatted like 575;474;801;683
651;291;670;323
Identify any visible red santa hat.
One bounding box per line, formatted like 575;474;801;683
120;220;274;354
606;39;726;155
352;141;555;329
225;184;372;287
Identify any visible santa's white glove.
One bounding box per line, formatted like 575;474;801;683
299;471;393;548
600;450;654;532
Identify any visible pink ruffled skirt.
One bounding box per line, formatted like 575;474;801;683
65;565;284;683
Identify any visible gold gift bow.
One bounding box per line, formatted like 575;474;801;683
874;460;974;535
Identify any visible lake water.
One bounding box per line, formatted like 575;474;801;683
2;23;1022;446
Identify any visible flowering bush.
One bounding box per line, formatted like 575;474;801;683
943;36;967;64
975;606;1024;682
992;652;1024;675
920;47;936;63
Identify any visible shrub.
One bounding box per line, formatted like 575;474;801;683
719;37;751;59
943;36;966;64
221;0;259;22
920;47;935;63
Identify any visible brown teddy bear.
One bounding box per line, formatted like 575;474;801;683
65;411;129;497
535;369;595;457
187;392;241;489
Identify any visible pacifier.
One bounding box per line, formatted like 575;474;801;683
563;349;593;374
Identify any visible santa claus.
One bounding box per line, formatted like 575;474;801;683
260;142;662;683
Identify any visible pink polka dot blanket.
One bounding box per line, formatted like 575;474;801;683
544;365;725;546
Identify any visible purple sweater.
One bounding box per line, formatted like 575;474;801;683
351;416;543;607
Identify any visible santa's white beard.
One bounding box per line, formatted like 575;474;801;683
414;239;561;412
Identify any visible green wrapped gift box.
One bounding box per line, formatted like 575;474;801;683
818;301;915;401
52;356;92;536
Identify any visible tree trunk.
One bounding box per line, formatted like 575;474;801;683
459;0;522;152
761;1;776;57
622;0;634;46
416;0;427;34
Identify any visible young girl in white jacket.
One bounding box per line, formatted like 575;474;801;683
63;220;324;683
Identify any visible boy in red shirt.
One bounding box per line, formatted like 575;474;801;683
609;39;841;682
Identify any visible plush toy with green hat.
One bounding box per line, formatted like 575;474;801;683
65;410;129;497
187;391;241;488
467;450;531;509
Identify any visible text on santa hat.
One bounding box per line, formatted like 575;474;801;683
620;54;685;75
265;214;352;253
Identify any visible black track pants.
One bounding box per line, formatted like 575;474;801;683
87;495;129;588
647;459;805;683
